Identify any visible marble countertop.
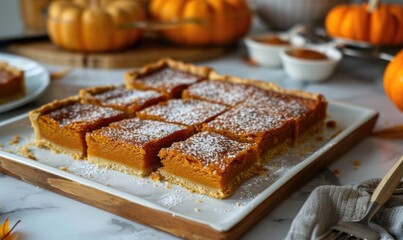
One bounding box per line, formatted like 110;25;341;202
1;43;402;240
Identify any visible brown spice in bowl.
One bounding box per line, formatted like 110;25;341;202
254;36;290;45
287;49;328;60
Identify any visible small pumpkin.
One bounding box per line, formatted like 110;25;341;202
384;49;403;111
149;0;252;46
325;3;403;45
47;0;146;52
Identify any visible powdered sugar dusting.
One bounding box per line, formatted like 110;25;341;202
156;190;185;209
110;118;187;140
92;128;154;145
186;81;256;106
243;89;313;118
46;103;123;127
166;131;252;171
138;67;203;91
206;105;288;135
92;88;128;100
67;159;110;184
139;100;227;126
99;89;163;106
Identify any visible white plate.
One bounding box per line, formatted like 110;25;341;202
0;102;377;232
0;53;50;113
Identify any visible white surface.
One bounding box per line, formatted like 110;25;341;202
0;102;377;232
280;45;342;82
0;42;402;240
0;53;50;113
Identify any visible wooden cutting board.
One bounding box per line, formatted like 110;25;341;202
7;40;232;69
0;106;378;240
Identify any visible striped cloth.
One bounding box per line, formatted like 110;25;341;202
286;179;403;240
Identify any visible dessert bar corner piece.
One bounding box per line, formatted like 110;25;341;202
79;85;166;116
137;99;228;132
86;118;191;177
124;58;212;98
0;61;25;104
29;97;125;159
158;131;261;199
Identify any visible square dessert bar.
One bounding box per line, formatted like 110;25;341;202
182;80;258;106
79;85;166;117
0;62;25;104
137;99;228;132
202;104;294;161
158;131;260;199
29;97;125;159
86;118;191;177
243;87;327;139
124;58;211;98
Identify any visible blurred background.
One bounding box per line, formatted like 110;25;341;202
0;0;401;41
0;0;402;70
1;0;401;44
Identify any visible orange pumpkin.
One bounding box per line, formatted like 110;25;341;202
384;49;403;111
47;0;146;52
149;0;252;46
325;3;403;45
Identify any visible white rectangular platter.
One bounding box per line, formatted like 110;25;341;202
0;101;378;240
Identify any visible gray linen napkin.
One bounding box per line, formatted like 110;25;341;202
286;179;403;240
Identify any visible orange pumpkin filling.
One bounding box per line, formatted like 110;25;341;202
158;131;260;199
86;118;191;176
0;62;25;104
29;98;125;159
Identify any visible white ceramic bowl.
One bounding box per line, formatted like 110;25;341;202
244;33;304;68
256;0;347;30
280;45;342;82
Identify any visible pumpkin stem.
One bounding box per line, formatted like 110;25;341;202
367;0;380;13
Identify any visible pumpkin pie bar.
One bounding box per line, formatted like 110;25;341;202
86;118;191;177
0;62;25;104
202;104;294;162
182;80;257;106
124;58;211;98
29;97;125;159
79;85;166;117
137;99;228;132
243;88;327;139
206;72;327;143
158;131;261;199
